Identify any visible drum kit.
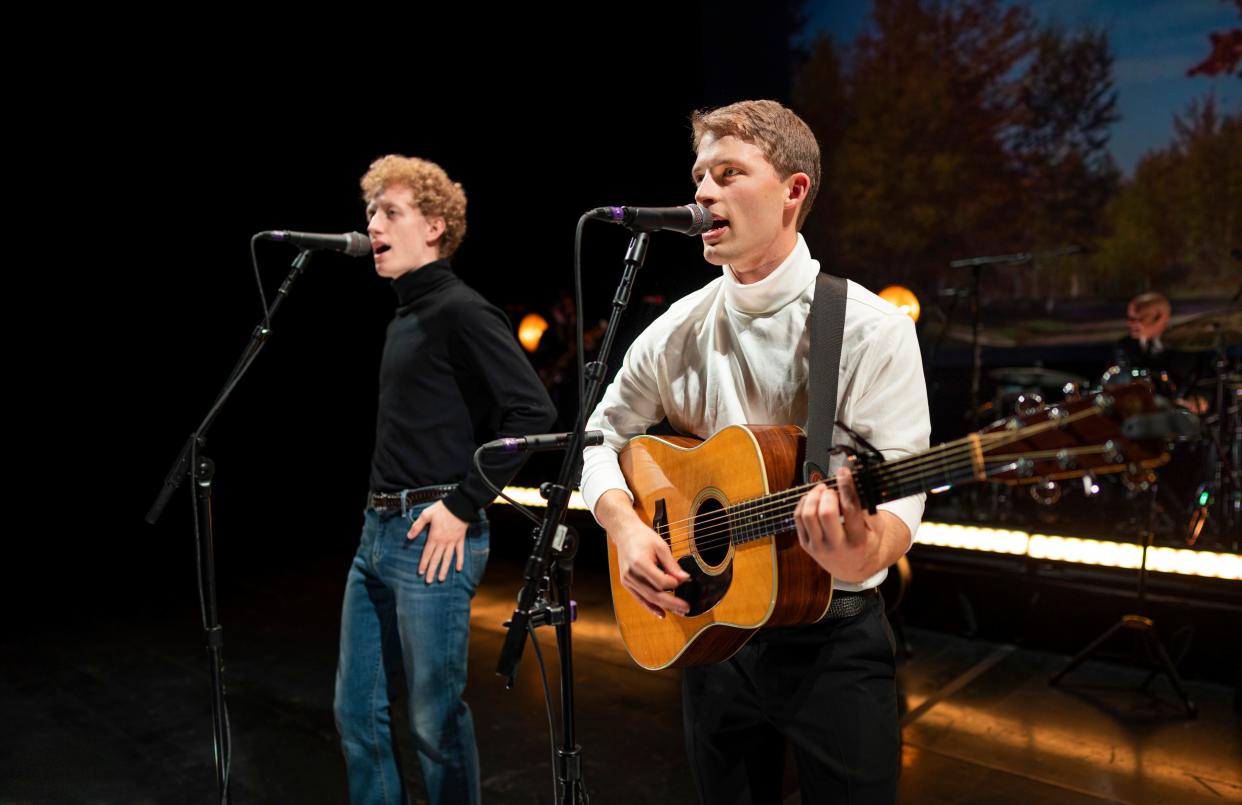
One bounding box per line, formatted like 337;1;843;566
937;294;1237;718
976;307;1242;548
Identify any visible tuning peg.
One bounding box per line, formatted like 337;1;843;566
1016;392;1045;416
1081;471;1100;497
1029;478;1062;505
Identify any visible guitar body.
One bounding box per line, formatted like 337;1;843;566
608;424;835;670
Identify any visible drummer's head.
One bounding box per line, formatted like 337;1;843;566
1127;292;1171;340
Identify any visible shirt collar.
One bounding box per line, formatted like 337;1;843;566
721;234;820;315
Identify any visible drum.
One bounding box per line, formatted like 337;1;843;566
1097;364;1177;398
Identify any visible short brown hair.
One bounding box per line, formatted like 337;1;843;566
361;155;468;258
691;100;821;229
1129;291;1170;316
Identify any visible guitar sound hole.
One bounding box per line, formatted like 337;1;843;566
693;498;729;568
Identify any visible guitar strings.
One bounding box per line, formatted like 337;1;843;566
646;409;1111;553
659;449;986;552
661;455;1037;554
654;442;982;545
646;405;1101;541
665;442;1111;553
649;432;991;539
648;435;975;537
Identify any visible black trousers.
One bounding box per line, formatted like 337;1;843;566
682;592;899;805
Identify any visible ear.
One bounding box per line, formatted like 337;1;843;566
425;216;447;244
785;172;811;211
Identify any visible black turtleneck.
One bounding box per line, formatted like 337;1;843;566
370;260;556;522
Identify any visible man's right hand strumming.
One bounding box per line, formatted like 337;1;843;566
595;489;691;619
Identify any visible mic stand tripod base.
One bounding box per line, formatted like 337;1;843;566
1048;484;1197;719
501;529;588;804
1049;613;1197;719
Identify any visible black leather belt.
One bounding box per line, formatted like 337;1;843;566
824;587;878;620
367;485;457;514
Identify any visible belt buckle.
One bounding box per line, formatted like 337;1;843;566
398;489;416;519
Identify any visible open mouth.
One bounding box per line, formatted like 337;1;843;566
373;244;392;255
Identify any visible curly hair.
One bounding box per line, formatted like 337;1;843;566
691;100;821;229
360;155;468;258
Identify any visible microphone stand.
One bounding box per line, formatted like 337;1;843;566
497;230;651;805
946;252;1030;520
947;246;1082;520
145;249;314;804
947;251;1040;435
1049;478;1198;718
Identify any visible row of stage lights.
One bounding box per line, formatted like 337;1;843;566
495;488;1240;581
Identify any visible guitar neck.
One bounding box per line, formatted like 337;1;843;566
724;383;1165;542
724;435;986;544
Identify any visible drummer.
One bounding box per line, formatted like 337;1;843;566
1117;291;1208;413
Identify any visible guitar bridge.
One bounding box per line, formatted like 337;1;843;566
652;498;669;546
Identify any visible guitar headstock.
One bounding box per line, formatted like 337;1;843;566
977;381;1171;486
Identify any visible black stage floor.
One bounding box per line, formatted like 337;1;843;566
5;543;1239;804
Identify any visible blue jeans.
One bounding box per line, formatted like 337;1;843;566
334;501;489;805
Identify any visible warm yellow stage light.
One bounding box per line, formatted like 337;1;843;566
518;313;549;353
878;285;921;323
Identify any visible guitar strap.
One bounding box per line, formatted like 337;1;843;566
804;272;849;482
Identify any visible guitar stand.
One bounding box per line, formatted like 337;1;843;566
1049;481;1197;718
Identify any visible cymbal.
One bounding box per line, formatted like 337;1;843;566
989;366;1089;388
1164;307;1242;349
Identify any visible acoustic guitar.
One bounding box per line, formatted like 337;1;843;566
608;382;1171;669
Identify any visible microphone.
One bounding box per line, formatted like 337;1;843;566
480;430;605;454
261;230;371;257
588;204;714;236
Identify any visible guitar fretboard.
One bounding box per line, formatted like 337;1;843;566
719;439;989;543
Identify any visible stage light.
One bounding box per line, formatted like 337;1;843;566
517;313;549;353
499;486;590;510
915;523;1029;555
878;285;921;323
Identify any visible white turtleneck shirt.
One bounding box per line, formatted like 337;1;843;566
580;235;931;591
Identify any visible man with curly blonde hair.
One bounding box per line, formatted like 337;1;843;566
334;154;555;805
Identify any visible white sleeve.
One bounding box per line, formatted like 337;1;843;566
841;313;932;545
579;332;666;519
